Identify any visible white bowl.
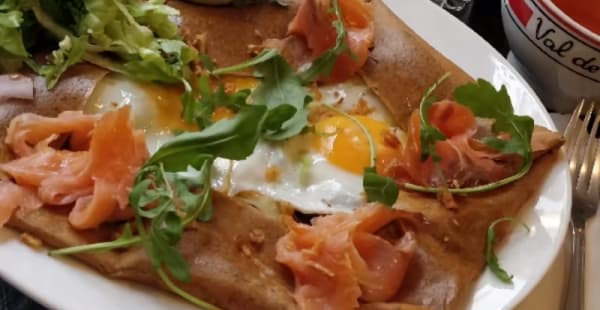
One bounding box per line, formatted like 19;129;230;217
502;0;600;112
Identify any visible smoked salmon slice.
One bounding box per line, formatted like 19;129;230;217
380;100;518;188
5;111;97;157
276;204;416;309
288;0;374;83
0;107;148;229
0;181;41;226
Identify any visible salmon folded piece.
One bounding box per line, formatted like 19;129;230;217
0;107;147;229
287;0;374;82
277;205;416;309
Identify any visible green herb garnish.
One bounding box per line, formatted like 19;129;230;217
363;167;399;206
185;74;251;128
252;54;311;140
50;224;140;256
486;217;530;283
211;49;278;76
38;35;86;88
190;51;311;139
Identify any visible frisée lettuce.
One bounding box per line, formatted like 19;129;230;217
0;0;196;88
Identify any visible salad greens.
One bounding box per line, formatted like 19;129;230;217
0;0;196;88
485;217;530;283
39;35;87;88
404;75;535;194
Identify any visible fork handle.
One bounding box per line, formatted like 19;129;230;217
565;220;586;310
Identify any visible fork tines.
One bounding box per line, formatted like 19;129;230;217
565;99;600;202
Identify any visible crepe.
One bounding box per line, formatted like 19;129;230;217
0;1;564;309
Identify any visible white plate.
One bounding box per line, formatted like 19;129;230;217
0;0;571;309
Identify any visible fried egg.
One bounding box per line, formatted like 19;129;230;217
85;74;402;214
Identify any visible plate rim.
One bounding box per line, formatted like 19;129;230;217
0;1;571;309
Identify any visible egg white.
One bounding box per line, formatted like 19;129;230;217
86;74;398;214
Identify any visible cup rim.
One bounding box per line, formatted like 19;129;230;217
537;0;600;46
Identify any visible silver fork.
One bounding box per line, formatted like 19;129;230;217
564;99;600;310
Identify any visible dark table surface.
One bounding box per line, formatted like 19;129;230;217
0;1;508;309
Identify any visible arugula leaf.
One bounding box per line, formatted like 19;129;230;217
212;49;278;76
453;79;534;160
148;211;189;282
363;167;399;206
264;104;298;131
486;217;530;283
199;54;215;72
418;73;450;161
129;158;214;283
121;106;269;290
156;267;221;310
185;74;251;128
252;54;311;140
207;50;312;141
49;224;141;256
148;105;268;170
299;0;352;83
39;35;86;88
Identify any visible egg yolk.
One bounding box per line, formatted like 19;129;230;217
313;115;397;174
141;83;196;131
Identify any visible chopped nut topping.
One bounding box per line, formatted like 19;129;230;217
310;82;322;101
247;44;263;56
350;96;374;115
241;244;253;256
191;33;207;54
254;29;263;39
249;229;265;245
20;233;43;250
308;103;336;123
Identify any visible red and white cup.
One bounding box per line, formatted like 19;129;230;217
502;0;600;112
